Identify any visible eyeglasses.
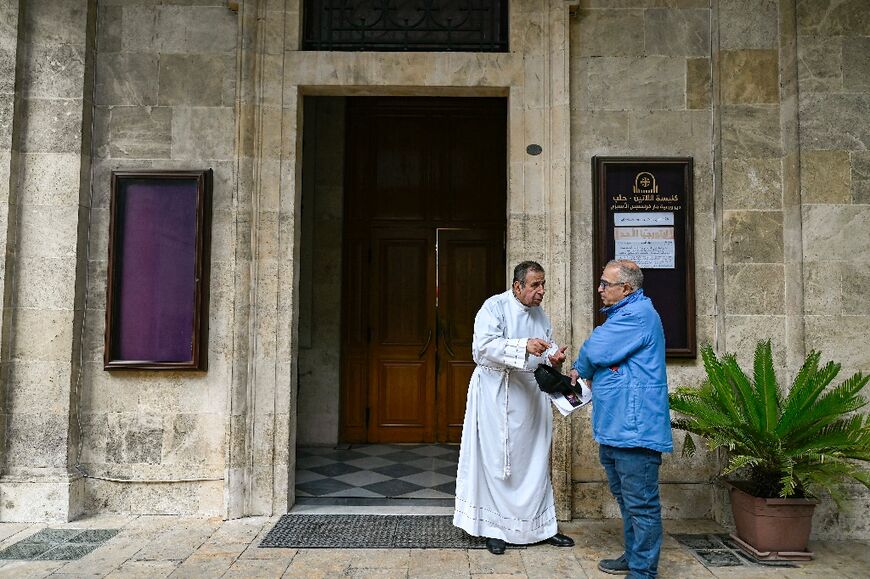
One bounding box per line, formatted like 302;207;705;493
598;279;626;289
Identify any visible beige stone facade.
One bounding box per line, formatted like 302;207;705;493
0;0;866;541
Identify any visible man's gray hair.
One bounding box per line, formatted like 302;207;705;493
606;259;643;290
513;261;544;287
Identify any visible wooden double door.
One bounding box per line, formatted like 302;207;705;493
341;97;507;443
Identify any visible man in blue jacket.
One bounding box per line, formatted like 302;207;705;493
569;260;672;579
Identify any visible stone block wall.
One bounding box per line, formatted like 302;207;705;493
297;97;344;446
794;0;870;540
569;0;719;520
78;0;238;515
797;0;870;379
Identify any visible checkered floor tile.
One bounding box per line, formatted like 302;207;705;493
296;444;458;503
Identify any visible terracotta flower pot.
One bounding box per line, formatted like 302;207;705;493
726;481;818;554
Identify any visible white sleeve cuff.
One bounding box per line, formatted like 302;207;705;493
503;338;528;369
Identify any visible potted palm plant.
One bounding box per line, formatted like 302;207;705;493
669;340;870;558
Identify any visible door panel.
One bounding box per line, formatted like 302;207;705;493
372;116;431;221
340;229;370;442
446;113;507;223
378;361;428;424
436;228;505;442
341;97;506;444
444;361;475;440
368;228;436;442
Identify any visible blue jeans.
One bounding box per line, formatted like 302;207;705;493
599;444;663;579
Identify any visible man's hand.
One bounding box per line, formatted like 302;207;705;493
526;338;551;356
548;345;568;368
568;369;592;390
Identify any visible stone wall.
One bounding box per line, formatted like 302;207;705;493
568;0;719;520
794;0;870;540
297;97;344;446
78;0;238;515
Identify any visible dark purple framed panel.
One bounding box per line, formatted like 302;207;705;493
593;157;696;358
104;170;212;370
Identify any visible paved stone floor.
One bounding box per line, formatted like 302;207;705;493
0;514;866;578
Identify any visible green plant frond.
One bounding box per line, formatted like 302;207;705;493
779;473;798;497
681;433;697;458
777;370;868;440
790;350;822;400
700;345;741;420
669;394;738;433
777;354;838;436
721;355;763;431
706;430;758;455
784;415;870;459
784;416;861;452
752;340;781;433
790;454;866;480
851;469;870;490
784;377;870;443
792;459;869;506
723;454;762;475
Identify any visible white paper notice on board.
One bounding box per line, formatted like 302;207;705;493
614;226;675;269
614;212;674;227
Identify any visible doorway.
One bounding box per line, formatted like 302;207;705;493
340;97;507;444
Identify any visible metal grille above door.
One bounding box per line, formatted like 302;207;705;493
303;0;508;52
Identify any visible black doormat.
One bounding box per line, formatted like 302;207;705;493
260;515;518;549
671;533;797;568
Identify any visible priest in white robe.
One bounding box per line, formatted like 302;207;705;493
453;261;575;555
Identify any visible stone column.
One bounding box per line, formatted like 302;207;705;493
0;0;19;498
510;0;576;520
778;0;805;377
0;0;96;521
545;0;577;522
226;0;294;517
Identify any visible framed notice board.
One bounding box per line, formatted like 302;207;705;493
104;170;212;370
593;157;695;358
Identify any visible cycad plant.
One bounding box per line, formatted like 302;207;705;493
670;340;870;506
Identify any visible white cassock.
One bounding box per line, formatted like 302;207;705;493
452;290;560;544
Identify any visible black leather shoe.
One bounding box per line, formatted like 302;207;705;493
486;538;506;554
545;533;575;547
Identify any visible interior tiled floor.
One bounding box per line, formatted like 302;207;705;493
295;444;458;505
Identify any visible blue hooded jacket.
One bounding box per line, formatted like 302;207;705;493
572;289;673;453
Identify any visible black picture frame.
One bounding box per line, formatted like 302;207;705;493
104;170;212;370
592;157;696;358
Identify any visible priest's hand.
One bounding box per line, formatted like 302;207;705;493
526;338;550;356
548;345;568;368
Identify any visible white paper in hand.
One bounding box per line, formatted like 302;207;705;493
549;379;592;416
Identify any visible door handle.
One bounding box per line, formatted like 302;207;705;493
418;329;433;358
442;321;457;358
